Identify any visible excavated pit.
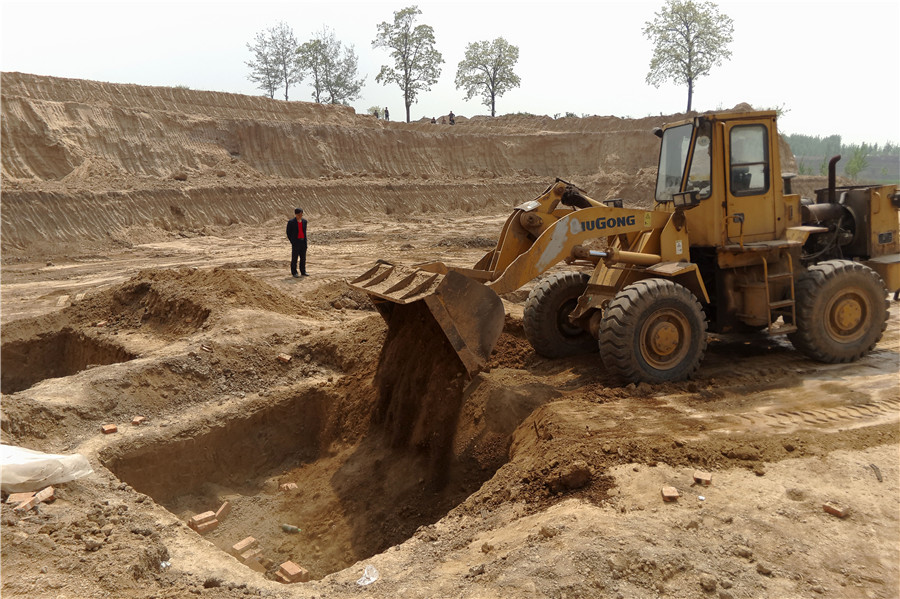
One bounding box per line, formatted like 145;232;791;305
0;329;136;394
101;305;510;581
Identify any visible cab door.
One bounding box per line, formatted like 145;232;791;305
724;121;777;241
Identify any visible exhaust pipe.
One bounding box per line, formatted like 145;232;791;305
827;155;841;204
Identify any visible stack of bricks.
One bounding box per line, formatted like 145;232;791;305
230;537;268;573
276;560;310;584
188;511;219;534
8;486;56;513
187;501;230;535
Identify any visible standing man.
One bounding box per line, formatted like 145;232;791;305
286;208;308;277
384;107;390;121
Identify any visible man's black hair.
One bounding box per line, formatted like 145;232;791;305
294;208;303;214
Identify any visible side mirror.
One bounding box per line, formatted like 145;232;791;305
673;190;700;208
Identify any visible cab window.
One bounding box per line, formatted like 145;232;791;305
687;121;712;199
729;125;769;196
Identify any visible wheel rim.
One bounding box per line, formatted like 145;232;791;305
556;298;583;338
824;286;871;342
639;307;691;370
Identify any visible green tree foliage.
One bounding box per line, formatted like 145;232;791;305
246;30;280;99
297;27;365;105
643;0;734;112
247;22;303;100
844;146;870;181
785;133;899;181
783;133;842;158
372;5;443;122
454;37;521;117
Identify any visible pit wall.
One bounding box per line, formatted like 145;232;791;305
0;72;797;252
1;72;666;182
101;387;335;504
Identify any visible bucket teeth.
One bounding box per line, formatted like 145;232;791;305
350;263;441;303
349;263;505;375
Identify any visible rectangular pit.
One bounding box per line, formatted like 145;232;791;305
1;329;136;394
101;385;499;581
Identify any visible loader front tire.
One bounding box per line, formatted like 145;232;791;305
599;279;707;384
524;271;596;358
789;260;888;363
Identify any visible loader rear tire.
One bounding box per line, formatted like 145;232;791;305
524;271;596;358
599;279;707;384
789;260;888;363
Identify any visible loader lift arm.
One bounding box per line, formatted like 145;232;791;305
350;180;700;376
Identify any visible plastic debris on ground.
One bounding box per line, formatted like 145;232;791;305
357;564;379;586
0;444;94;493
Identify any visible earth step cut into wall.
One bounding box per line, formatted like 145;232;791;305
0;72;796;252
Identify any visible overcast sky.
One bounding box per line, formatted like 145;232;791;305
2;0;898;145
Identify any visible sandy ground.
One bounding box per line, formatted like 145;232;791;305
1;72;897;599
1;211;898;599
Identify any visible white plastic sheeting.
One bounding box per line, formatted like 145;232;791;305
0;444;93;493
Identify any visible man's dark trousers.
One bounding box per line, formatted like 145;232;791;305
291;240;307;276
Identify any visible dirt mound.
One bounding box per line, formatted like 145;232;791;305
2;267;315;343
304;279;374;311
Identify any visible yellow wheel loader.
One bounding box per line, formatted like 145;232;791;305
351;110;899;384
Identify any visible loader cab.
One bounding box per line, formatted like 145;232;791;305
654;111;782;247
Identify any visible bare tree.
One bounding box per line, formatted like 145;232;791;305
372;5;443;122
643;0;734;112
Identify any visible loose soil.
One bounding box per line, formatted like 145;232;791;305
1;73;897;599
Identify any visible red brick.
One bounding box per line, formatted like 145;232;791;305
189;511;217;526
824;501;850;518
240;548;263;563
215;501;231;521
244;556;267;573
278;560;309;582
34;487;55;504
275;572;292;584
693;470;712;485
132;416;147;425
101;424;118;434
230;536;258;557
661;486;680;502
14;496;40;512
277;353;292;363
279;561;302;578
6;492;35;505
191;519;219;534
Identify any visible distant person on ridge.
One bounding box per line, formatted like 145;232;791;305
286;208;308;278
448;111;455;125
384;107;389;121
431;116;436;124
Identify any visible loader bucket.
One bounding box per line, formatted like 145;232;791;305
350;262;505;375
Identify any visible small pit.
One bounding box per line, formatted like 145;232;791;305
102;382;507;581
1;329;136;394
